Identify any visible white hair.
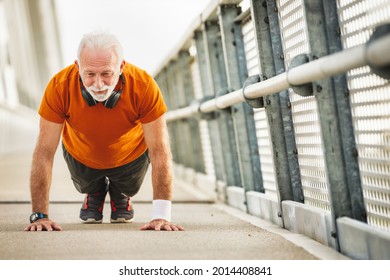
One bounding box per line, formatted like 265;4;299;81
77;31;124;67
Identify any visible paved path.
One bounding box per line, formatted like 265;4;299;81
0;149;347;260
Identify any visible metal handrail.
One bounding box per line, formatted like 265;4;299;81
165;32;390;122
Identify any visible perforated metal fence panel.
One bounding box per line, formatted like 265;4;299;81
191;58;216;178
277;0;331;211
337;0;390;231
242;16;278;198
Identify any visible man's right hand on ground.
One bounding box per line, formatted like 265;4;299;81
24;219;62;231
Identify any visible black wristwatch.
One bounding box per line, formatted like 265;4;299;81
29;212;48;223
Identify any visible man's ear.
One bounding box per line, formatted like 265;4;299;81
119;60;125;73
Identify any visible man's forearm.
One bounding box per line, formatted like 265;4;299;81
149;153;173;222
150;153;173;201
29;148;54;214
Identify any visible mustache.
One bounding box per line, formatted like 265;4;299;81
86;85;110;92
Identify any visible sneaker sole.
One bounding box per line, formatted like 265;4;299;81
110;217;134;223
80;218;103;224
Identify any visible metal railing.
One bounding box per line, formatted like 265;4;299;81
165;28;390;122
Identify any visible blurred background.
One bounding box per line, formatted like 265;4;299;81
0;0;209;154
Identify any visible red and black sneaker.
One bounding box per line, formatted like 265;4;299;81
79;191;107;223
110;193;134;223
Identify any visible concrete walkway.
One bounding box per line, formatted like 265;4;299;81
0;148;347;260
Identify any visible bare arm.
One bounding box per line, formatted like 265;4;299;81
140;115;184;231
24;117;63;231
142;115;173;200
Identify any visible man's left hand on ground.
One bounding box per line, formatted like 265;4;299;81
140;219;184;231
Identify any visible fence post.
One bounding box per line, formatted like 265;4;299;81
172;53;195;169
166;60;186;166
155;68;179;163
177;51;205;173
250;0;304;204
303;0;367;247
201;20;242;188
322;0;366;223
218;4;263;196
194;29;225;194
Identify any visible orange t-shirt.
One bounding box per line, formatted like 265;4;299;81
38;62;167;169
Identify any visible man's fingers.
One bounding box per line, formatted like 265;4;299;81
170;225;181;231
44;225;53;231
154;223;161;231
24;225;33;231
140;220;184;231
163;224;172;231
140;223;153;230
24;220;62;231
168;224;184;231
176;225;185;231
139;224;147;230
52;223;62;231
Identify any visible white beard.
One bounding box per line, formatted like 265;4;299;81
84;75;120;102
85;84;116;102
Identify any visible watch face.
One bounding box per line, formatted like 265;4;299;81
30;213;39;223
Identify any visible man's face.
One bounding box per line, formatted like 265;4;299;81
77;47;122;101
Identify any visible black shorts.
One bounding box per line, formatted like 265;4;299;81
62;143;150;199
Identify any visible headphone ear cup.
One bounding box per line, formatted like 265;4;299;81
104;91;121;108
104;74;125;108
81;88;97;106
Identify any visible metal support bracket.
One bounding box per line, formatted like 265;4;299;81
242;74;264;108
367;24;390;79
288;54;314;97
